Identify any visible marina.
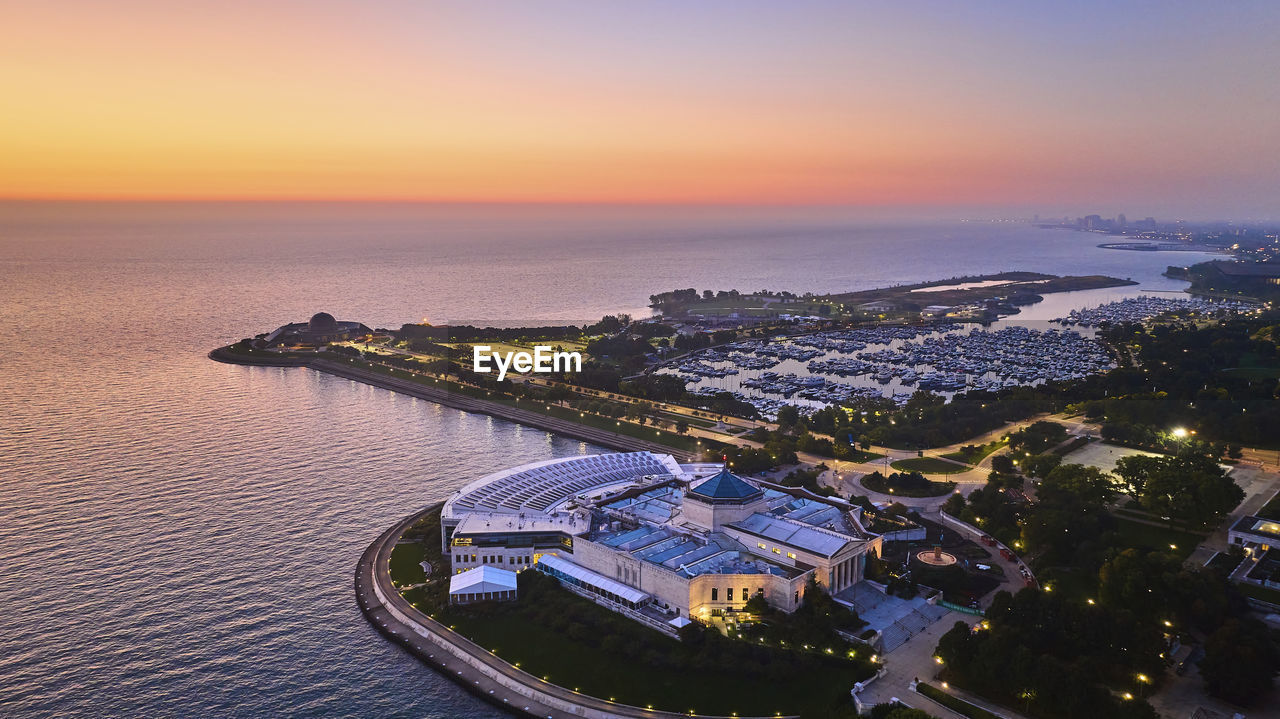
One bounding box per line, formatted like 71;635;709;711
1052;295;1256;327
660;321;1116;419
663;294;1257;419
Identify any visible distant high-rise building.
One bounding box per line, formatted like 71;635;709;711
1117;213;1127;228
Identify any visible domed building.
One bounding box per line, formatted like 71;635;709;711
441;453;885;623
681;466;768;530
307;312;339;334
261;312;372;347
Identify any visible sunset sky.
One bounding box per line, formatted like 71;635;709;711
3;1;1278;216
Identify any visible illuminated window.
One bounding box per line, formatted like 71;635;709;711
787;552;797;559
757;542;767;550
772;547;781;554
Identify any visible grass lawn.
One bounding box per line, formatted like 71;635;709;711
891;457;970;475
1112;507;1206;534
652;410;716;429
1221;352;1280;379
862;472;957;497
1236;581;1280;606
1034;519;1210;601
541;403;707;452
917;682;1002;719
389;542;427;585
845;449;886;463
437;575;873;716
356;360;712;453
941;439;1008;465
1111;517;1206;560
1205;551;1244;575
1258;492;1280;520
1038;567;1098;603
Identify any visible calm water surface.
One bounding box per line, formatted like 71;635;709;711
0;203;1219;717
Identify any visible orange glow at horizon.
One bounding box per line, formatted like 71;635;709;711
2;2;1278;213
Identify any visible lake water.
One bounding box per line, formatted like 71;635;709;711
0;203;1220;717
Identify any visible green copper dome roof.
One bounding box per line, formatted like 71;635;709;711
687;467;763;503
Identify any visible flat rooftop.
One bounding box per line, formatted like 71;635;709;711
592;524;805;579
445;452;683;516
452;511;591;538
727;512;853;558
1232;515;1280;541
769;497;870;539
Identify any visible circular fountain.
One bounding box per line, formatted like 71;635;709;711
915;545;957;567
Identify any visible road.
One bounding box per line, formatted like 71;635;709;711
820;413;1096;510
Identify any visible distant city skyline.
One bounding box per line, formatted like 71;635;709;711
2;1;1278;217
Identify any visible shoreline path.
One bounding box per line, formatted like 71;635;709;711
356;505;796;719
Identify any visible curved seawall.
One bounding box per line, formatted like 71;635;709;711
356;508;791;719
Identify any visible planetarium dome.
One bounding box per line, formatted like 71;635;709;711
308;312;338;333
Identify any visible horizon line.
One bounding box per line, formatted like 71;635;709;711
0;196;1274;223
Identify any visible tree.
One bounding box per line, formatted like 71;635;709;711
1123;450;1243;526
742;594;770;617
942;493;966;516
1199;618;1280;705
674;419;690;436
776;405;801;429
1114;454;1163;500
1041;463;1115;507
1008;420;1068;454
935;589;1164;719
1020;464;1115;566
1097;549;1181;617
1021;453;1062;478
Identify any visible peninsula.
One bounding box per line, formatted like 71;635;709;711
213;285;1280;718
650;272;1137;325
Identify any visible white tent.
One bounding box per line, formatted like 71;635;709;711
449;566;519;604
668;616;693;629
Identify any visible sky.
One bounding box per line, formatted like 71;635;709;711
2;1;1278;217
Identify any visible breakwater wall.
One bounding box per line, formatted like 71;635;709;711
356;506;792;719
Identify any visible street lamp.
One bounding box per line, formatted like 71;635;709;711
1172;427;1188;439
